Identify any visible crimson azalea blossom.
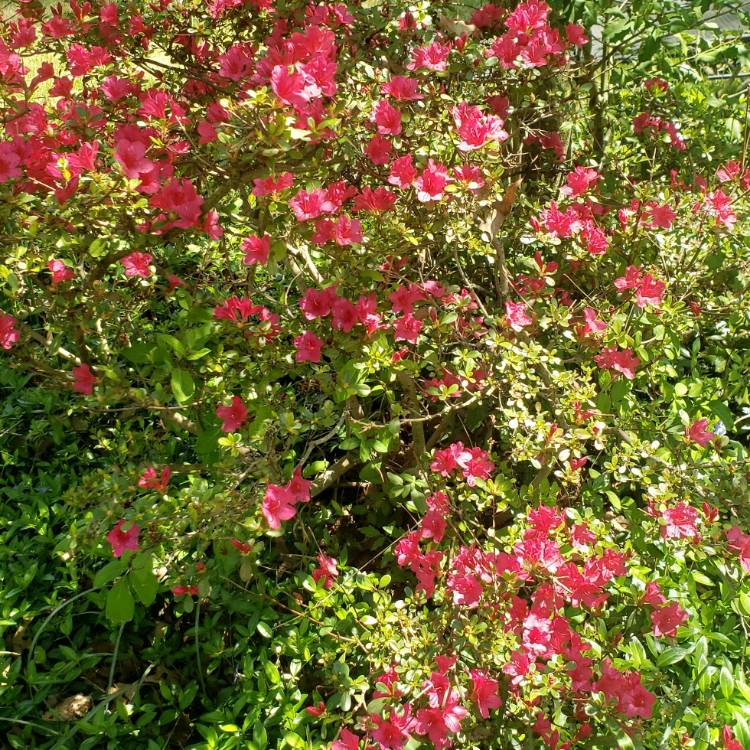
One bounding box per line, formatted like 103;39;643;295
48;258;74;283
121;251;153;278
216;395;248;432
138;466;171;493
0;313;20;350
294;331;323;363
107;519;140;558
72;363;96;394
685;418;714;447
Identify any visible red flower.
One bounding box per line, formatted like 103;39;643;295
388;155;417;188
371;99;402;135
242;233;271;265
685;418;714;447
593;347;640;380
312;553;339;588
469;669;501;718
415;159;449;202
294;331;323;363
651;601;688;637
216;396;248;432
381;76;423;101
724;726;744;750
138;466;171;493
107;519;140;558
48;259;74;283
72;363;97;395
332;729;361;750
505;300;533;331
262;483;297;529
121;252;153;278
365;134;393;165
305;701;325;717
253;172;294;197
230;538;252;554
0;313;20;350
172;585;199;597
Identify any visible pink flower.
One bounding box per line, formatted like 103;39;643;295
593;659;655;719
648;202;676;229
107;519;140;558
724;726;744;750
365;135;393;165
253;172;294;197
388;155;417;188
634;274;666;308
312;553;339;588
114;139;154;180
370;706;414;750
685;418;714;447
641;581;667;606
0;313;20;350
332;297;359;332
565;23;588;46
242;233;271;265
72;363;97;395
333;215;362;245
580;306;606;336
371;99;402;135
561;165;600;197
393;314;423;343
661;502;700;541
414;693;468;750
290;188;326;221
469;670;501;718
300;286;338;319
353;187;397;212
48;259;74;283
381;76;423;101
138;466;171;493
651;601;688;637
332;729;361;750
121;252;153;278
453;165;485;190
262;483;297;529
593;347;640;380
726;526;750;574
415;160;449;202
408;41;451;72
294;331;323;363
218;42;254;81
0;141;22;183
216;396;248;432
287;466;312;503
505;300;533;331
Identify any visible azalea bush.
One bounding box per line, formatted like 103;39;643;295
2;0;750;748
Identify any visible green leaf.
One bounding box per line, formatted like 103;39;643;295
721;665;735;699
256;621;273;638
129;554;158;606
106;580;135;624
171;369;195;404
93;559;127;588
709;400;735;431
657;645;692;667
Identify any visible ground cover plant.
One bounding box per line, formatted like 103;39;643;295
2;0;750;748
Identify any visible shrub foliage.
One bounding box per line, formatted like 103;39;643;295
2;0;750;749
